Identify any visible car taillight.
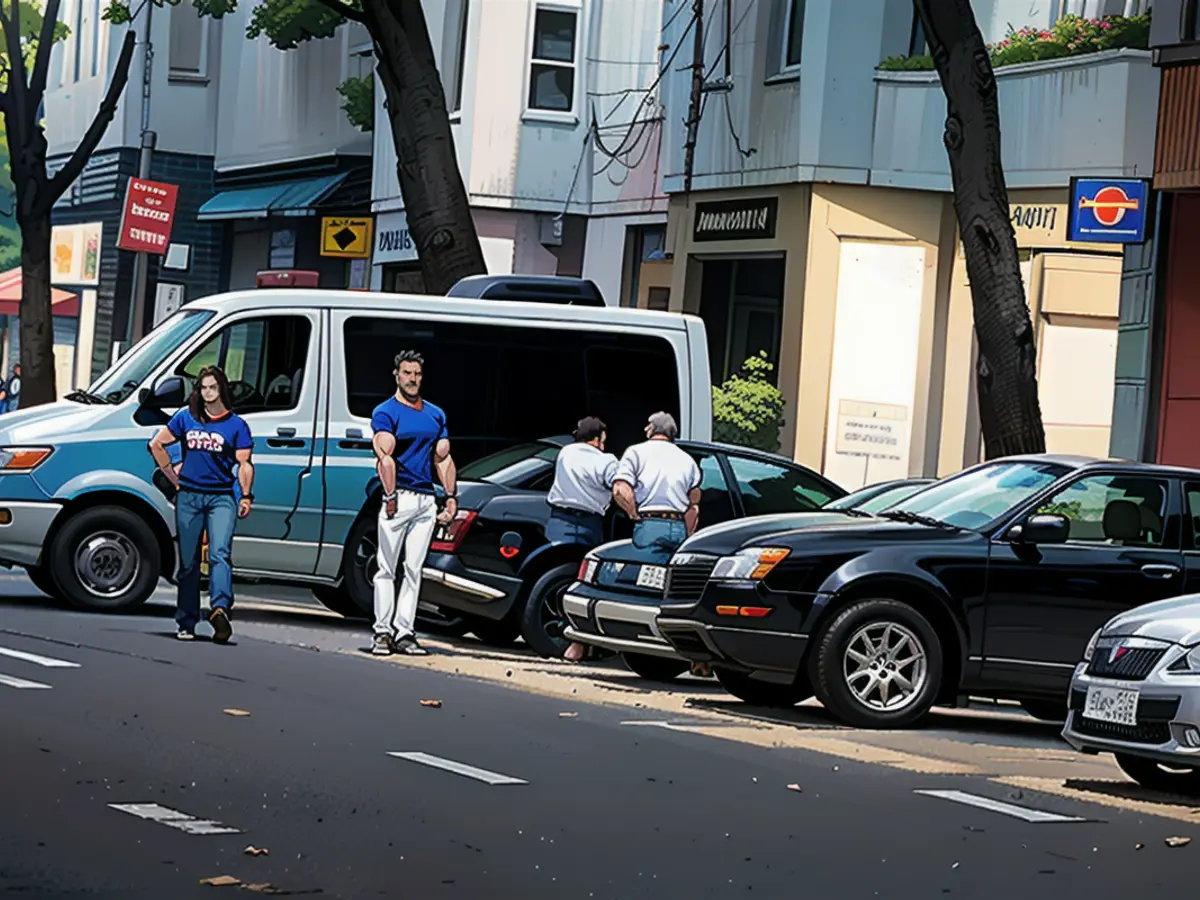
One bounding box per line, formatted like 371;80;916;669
578;558;598;584
430;510;477;553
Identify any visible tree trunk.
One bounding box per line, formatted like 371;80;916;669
364;0;486;295
913;0;1045;459
16;210;53;407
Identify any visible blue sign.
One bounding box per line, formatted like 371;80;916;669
1067;177;1150;244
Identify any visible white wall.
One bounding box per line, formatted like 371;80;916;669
823;242;926;489
581;213;666;305
46;2;219;159
213;8;371;170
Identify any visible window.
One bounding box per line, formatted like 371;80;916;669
782;0;804;69
445;0;471;113
168;5;207;78
726;455;837;515
177;316;311;414
1187;485;1200;548
90;309;215;404
528;7;577;113
646;287;670;311
624;224;667;307
1035;475;1170;547
693;452;735;525
908;10;929;57
269;229;296;269
342;318;681;465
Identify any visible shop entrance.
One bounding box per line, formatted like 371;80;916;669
697;255;785;385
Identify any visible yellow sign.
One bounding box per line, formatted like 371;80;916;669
320;216;374;259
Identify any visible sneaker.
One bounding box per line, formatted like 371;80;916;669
209;608;233;645
392;634;429;656
176;627;195;641
371;634;393;656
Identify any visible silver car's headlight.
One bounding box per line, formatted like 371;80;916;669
709;547;790;582
1082;628;1102;663
1166;645;1200;675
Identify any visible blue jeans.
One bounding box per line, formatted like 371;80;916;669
628;518;688;564
545;507;604;547
176;490;237;630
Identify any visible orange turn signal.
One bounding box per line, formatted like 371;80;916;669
750;547;790;580
716;605;740;616
738;607;771;618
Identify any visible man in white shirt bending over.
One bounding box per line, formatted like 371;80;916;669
546;416;618;548
612;411;701;563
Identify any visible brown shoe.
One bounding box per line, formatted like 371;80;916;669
209;609;233;645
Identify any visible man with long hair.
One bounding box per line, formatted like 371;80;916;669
149;366;255;643
370;350;457;656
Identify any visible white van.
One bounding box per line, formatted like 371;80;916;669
0;283;711;613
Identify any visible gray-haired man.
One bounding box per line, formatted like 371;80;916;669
612;411;701;563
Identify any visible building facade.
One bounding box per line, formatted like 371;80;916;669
655;0;1157;486
368;0;669;306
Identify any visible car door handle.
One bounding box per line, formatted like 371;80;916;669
345;428;363;439
276;427;297;438
338;439;374;451
266;437;306;448
1140;563;1180;579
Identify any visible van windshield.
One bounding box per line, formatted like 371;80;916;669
87;309;216;404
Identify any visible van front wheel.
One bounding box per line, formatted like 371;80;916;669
49;506;160;613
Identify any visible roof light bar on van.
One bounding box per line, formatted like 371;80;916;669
446;275;607;306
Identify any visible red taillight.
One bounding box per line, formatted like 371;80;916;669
430;510;477;553
577;559;589;580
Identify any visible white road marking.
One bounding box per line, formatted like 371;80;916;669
0;673;52;689
108;803;243;835
0;646;81;668
915;789;1087;824
620;720;698;732
387;752;528;786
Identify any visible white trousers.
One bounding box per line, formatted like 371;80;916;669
373;490;438;639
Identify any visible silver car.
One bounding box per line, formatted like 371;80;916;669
1062;595;1200;794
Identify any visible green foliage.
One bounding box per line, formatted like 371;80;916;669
104;0;235;28
337;75;373;131
247;0;355;49
1038;500;1082;520
877;11;1150;72
711;353;786;454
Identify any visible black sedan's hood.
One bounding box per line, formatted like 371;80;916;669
676;512;962;556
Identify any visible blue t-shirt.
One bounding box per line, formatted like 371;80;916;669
370;397;447;494
167;407;253;494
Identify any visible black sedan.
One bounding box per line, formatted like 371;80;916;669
651;455;1200;728
359;436;846;658
563;477;936;682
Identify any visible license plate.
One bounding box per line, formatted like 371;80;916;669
1083;685;1139;726
636;565;667;590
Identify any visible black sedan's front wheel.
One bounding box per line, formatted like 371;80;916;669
810;598;943;729
520;563;579;659
1116;753;1200;796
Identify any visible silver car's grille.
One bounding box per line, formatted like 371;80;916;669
1085;647;1166;681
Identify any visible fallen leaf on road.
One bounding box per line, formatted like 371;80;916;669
420;700;442;708
786;784;802;793
1166;837;1192;848
1135;843;1144;851
558;712;578;718
243;845;269;856
223;709;251;717
200;875;241;886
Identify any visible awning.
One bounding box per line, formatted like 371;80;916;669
0;268;79;318
197;172;349;221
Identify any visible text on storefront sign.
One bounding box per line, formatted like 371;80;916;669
693;197;779;242
117;178;179;256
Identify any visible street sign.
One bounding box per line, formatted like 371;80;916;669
320;216;374;258
117;178;179;255
1067;177;1151;244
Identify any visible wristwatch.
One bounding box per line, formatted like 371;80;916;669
242;493;255;502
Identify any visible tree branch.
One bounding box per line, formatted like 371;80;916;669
44;28;137;209
0;0;29;133
27;0;63;128
312;0;364;23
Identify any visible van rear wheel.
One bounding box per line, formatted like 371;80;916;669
49;506;160;613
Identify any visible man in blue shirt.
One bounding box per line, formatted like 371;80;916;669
370;350;457;656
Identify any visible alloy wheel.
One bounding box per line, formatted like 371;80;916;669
842;621;928;713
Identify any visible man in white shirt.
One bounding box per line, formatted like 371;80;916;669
612;411;701;563
546;416;618;548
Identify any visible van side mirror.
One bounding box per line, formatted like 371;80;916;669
1011;513;1069;545
140;376;186;409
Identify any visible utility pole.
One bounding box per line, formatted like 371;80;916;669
681;0;704;195
127;2;157;345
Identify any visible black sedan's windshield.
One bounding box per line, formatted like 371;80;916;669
886;460;1070;531
457;441;561;488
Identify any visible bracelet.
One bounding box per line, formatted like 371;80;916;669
382;492;397;501
242;494;254;502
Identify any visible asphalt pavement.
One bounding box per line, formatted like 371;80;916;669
2;574;1199;898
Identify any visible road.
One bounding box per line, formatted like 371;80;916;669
2;573;1199;898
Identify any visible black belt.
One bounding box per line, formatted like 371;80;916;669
640;511;684;521
549;505;602;518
